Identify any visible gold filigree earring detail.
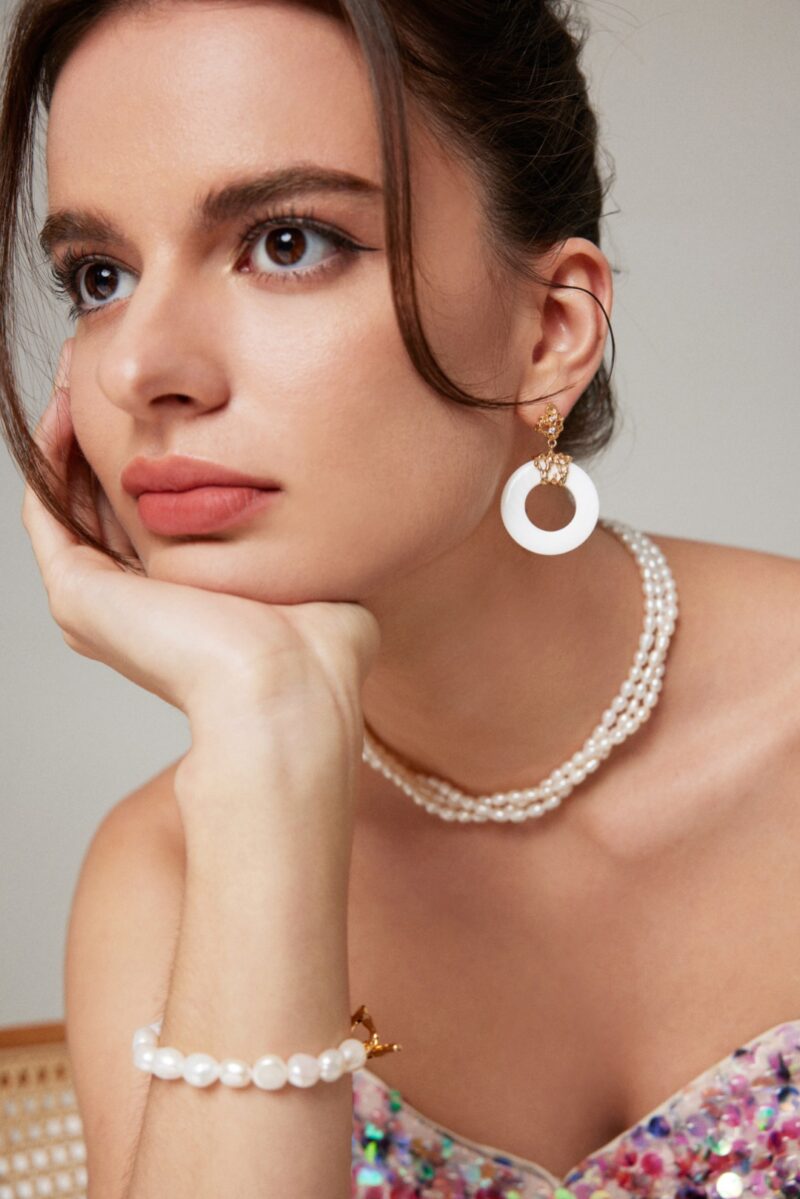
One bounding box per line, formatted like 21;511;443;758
500;402;600;555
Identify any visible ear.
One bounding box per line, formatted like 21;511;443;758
515;237;613;436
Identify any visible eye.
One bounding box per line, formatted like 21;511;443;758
62;258;137;318
239;219;355;283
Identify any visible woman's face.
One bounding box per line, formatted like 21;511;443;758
44;0;541;604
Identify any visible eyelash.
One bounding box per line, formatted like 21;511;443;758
46;202;369;321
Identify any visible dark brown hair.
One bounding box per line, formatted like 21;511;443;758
0;0;617;569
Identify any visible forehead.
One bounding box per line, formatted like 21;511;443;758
45;2;384;212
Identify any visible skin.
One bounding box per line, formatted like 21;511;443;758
45;0;800;1180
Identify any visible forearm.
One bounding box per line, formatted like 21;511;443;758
125;740;356;1198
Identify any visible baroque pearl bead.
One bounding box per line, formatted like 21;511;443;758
219;1059;252;1087
182;1053;219;1088
252;1054;288;1090
151;1047;184;1080
287;1053;321;1087
339;1037;368;1070
318;1047;346;1081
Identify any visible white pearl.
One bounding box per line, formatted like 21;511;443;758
287;1053;321;1088
338;1038;368;1070
219;1059;252;1087
252;1054;288;1090
132;1026;157;1052
151;1047;184;1080
318;1048;346;1082
132;1043;156;1071
182;1053;220;1088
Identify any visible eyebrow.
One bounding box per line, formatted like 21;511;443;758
38;164;383;259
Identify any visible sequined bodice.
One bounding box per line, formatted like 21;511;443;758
351;1020;800;1197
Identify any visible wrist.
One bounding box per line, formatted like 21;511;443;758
175;737;357;879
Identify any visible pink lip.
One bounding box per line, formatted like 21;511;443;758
137;485;281;535
121;454;282;498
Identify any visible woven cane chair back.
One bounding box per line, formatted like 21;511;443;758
0;1021;86;1198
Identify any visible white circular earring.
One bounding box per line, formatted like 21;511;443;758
500;402;600;555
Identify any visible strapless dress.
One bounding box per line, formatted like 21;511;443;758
351;1019;800;1198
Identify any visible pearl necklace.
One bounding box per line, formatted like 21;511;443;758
361;519;678;824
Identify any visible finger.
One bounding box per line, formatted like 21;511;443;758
33;339;74;464
21;341;88;569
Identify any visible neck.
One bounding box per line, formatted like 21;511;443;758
357;490;645;817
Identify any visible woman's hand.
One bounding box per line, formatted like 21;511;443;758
21;338;382;778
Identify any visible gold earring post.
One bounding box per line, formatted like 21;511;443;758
532;401;572;486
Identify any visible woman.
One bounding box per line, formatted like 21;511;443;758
5;0;799;1196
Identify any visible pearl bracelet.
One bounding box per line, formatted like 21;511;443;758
131;1004;401;1090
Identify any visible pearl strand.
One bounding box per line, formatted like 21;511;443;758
361;519;679;824
131;1018;369;1089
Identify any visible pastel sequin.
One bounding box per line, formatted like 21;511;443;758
351;1020;800;1197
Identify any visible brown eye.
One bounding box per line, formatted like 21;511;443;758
245;222;341;280
74;262;135;312
81;264;117;301
264;227;308;267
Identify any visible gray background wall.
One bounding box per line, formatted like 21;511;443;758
2;0;798;1025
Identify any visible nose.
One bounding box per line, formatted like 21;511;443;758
95;262;230;420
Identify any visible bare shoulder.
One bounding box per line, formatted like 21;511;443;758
642;528;799;762
645;529;800;665
646;528;800;595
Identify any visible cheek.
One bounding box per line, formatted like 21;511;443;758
233;306;511;590
225;257;517;588
65;392;115;478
